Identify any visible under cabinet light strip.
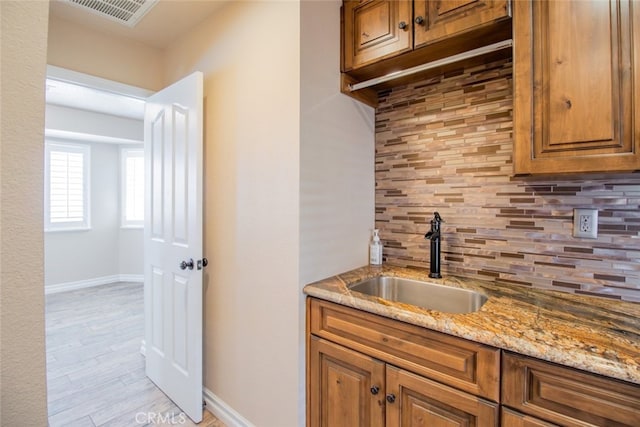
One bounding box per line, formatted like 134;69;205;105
348;39;514;92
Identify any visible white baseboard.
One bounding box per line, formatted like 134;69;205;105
203;388;255;427
45;274;144;294
119;274;144;283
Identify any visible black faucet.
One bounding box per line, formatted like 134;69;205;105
424;212;444;278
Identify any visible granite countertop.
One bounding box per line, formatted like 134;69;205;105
303;264;640;385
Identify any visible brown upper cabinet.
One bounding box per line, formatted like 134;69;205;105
513;0;640;174
413;0;511;48
342;0;412;71
341;1;512;106
343;0;511;71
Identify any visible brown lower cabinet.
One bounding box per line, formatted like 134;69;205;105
502;352;640;427
309;336;499;427
501;408;556;427
309;337;385;427
307;298;500;426
307;297;640;427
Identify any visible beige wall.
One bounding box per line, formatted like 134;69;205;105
42;1;375;424
163;1;301;426
165;1;376;424
299;1;375;421
47;14;164;91
300;0;375;286
0;1;50;425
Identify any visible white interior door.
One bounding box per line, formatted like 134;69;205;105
144;71;204;423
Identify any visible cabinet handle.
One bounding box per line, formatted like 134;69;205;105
386;393;396;403
370;386;380;395
398;21;408;30
415;16;424;25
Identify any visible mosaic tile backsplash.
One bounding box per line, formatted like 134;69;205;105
375;58;640;302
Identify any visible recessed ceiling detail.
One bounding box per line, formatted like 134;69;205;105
64;0;158;27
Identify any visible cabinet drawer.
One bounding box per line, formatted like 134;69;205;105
308;298;500;401
502;352;640;427
501;408;557;427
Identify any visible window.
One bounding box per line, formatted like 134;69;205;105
45;142;90;231
121;148;144;227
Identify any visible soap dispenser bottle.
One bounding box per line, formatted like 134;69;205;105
369;229;383;265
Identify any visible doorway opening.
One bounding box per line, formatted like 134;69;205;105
43;67;212;426
43;67;158;426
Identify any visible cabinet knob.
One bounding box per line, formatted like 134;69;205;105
398;21;408;30
386;393;396;403
370;386;380;395
415;16;424;25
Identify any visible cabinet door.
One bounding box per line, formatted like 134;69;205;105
385;365;498;427
413;0;511;48
308;336;385;427
501;408;557;427
343;0;412;71
513;0;640;174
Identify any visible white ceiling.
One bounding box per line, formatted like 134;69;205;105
47;0;227;119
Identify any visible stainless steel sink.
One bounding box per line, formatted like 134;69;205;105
348;276;487;314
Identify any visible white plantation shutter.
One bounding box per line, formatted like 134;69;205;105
121;148;144;226
45;142;90;230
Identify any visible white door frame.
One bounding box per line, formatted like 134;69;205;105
46;65;154;100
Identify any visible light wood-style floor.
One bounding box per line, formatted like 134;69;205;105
46;282;225;427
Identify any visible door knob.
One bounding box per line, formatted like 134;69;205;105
370;386;380;395
398;21;408;30
386;393;396;403
415;16;425;25
180;259;194;270
197;258;209;270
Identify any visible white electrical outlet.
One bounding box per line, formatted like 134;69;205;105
573;208;598;238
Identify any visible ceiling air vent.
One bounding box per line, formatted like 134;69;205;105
65;0;158;27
